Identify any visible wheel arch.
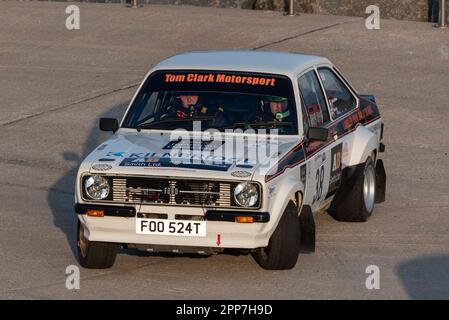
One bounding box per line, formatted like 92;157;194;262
348;125;379;167
264;177;305;238
265;179;315;253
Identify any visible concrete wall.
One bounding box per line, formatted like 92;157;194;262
49;0;447;22
304;0;429;21
252;0;438;22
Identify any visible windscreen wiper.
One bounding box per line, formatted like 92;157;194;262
136;116;215;132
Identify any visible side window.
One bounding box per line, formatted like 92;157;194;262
318;68;357;119
300;99;311;136
298;71;330;128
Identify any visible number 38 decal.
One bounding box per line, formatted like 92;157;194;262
312;165;325;204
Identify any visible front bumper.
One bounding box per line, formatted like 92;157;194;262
79;215;271;249
76;203;272;249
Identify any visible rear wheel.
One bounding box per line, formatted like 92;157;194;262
253;201;301;270
330;157;376;222
77;220;119;269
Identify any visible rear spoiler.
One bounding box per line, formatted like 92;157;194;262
360;94;376;103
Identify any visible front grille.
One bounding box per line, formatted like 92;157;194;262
124;177;171;204
110;177;238;208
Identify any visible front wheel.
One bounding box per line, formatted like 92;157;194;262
253;201;301;270
77;220;119;269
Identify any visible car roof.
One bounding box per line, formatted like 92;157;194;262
152;50;331;77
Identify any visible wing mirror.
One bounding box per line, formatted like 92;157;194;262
99;118;118;133
307;127;328;142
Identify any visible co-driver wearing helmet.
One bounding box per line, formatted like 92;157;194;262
248;96;291;123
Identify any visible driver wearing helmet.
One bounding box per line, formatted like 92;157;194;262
164;94;209;119
162;93;229;127
249;96;291;123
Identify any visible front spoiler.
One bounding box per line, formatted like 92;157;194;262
75;203;135;217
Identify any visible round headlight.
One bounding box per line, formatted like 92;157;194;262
84;175;110;200
233;182;259;207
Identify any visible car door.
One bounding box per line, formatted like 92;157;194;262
297;70;332;212
315;66;359;207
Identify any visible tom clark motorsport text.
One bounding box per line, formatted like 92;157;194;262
165;73;277;87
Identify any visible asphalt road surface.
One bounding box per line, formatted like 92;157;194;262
1;2;448;299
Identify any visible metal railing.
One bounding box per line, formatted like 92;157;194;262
288;0;295;16
129;0;141;8
438;0;447;28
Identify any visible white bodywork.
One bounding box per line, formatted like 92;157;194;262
76;51;383;250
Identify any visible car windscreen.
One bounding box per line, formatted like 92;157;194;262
122;70;298;135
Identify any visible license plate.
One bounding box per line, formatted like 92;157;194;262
136;218;206;237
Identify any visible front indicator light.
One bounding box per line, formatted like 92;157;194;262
87;209;105;217
235;216;254;223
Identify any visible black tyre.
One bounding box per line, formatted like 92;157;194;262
253;201;301;270
330;157;376;222
77;220;118;269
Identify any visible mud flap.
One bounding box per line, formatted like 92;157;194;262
375;159;386;203
299;205;315;253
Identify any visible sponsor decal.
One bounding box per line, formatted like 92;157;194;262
106;151;127;157
162;139;224;151
119;157;162;168
357;110;365;122
300;164;307;185
351;112;361;124
119;157;231;171
106;151;168;158
106;149;255;167
363;105;374;117
148;71;293;99
267;185;277;199
164;73;276;87
307;103;324;127
327;144;343;196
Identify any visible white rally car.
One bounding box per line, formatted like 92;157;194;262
75;51;386;270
